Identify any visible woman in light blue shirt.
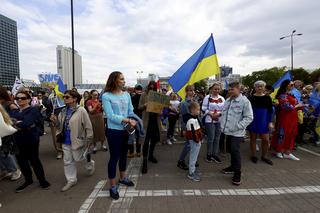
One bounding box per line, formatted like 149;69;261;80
102;71;136;200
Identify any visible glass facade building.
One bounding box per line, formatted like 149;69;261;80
0;14;20;87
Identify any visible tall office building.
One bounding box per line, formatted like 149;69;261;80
56;45;82;89
0;14;20;87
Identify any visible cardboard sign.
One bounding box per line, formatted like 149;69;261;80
146;91;170;113
38;73;60;88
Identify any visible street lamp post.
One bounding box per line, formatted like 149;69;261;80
280;30;303;71
71;0;75;88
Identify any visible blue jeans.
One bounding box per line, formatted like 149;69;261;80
179;140;190;161
189;140;201;174
0;150;18;173
205;122;221;156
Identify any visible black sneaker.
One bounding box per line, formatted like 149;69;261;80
232;172;241;186
109;186;119;200
212;155;222;163
206;154;213;163
119;177;135;187
195;161;199;167
221;166;234;174
40;180;51;190
16;181;33;193
261;157;273;165
177;160;188;170
251;156;258;164
148;156;158;164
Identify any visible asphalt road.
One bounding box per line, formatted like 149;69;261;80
1;128;320;213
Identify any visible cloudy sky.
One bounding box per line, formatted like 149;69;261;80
1;0;319;86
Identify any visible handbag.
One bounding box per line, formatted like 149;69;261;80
56;117;66;144
1;135;19;156
56;131;65;144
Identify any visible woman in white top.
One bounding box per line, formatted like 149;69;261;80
202;82;225;163
166;93;180;144
0;105;17;146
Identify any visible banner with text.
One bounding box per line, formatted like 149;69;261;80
38;73;61;89
146;91;170;114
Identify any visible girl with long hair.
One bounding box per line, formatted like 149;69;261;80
139;81;161;174
102;71;136;200
272;80;303;160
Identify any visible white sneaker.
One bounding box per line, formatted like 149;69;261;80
283;153;300;161
256;144;260;152
102;145;108;151
276;152;283;159
171;137;177;142
11;169;21;181
56;153;63;160
61;181;77;192
86;160;95;176
166;139;172;145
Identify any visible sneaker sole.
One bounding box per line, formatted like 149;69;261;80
188;176;201;182
221;171;234;174
232;181;241;186
213;159;222;164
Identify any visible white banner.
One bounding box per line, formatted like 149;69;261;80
11;77;24;96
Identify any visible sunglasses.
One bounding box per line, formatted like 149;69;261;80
15;97;28;101
63;95;73;99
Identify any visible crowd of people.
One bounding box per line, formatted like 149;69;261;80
0;71;319;201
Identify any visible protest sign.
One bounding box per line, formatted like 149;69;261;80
146;91;170;113
11;77;24;96
38;73;60;88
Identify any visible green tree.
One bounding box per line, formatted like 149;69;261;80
291;67;312;85
194;79;208;92
310;68;320;83
242;67;286;87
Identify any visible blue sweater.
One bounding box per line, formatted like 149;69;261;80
102;91;134;130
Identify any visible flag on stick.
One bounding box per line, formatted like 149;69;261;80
168;34;220;99
270;71;292;100
53;77;66;108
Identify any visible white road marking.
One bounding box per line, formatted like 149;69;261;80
298;146;320;157
79;145;320;212
106;157;142;213
96;185;320;197
78;157;142;213
78;180;107;213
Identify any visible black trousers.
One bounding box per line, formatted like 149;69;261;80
106;129;129;179
167;114;178;138
226;135;243;173
16;140;46;183
143;131;158;159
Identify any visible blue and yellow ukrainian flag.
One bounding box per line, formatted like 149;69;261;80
168;34;219;99
54;77;66;108
270;71;292;100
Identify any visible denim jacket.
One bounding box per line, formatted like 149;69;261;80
220;94;253;137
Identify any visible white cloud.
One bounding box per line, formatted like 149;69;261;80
1;0;319;86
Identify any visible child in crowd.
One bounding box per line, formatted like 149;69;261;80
184;102;203;182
